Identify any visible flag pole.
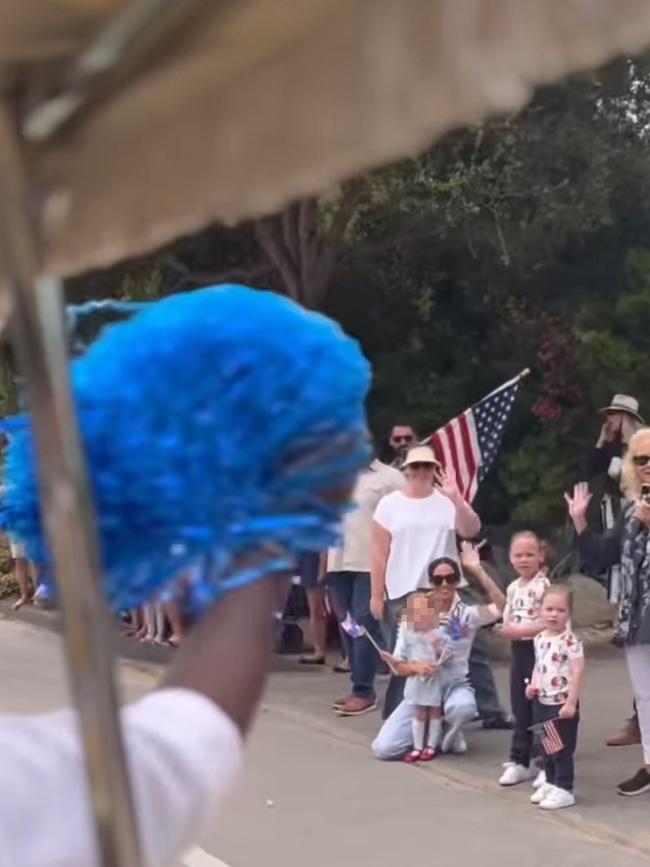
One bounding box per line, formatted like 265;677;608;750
360;628;399;674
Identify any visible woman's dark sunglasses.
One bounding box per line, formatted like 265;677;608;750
632;455;650;467
430;572;460;587
408;461;436;470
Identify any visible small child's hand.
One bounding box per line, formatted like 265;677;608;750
525;685;539;700
496;624;519;640
413;661;437;677
559;701;577;720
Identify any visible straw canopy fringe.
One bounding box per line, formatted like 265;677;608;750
3;0;650;276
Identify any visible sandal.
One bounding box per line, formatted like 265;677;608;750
12;597;33;611
403;750;422;764
420;747;438;762
299;654;326;665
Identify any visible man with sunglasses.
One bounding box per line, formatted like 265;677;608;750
387;423;418;468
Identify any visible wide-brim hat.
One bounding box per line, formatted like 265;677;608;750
599;394;644;423
402;445;441;469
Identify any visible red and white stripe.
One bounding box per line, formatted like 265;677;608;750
425;410;481;502
541;720;564;755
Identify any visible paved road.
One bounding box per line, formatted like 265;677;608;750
0;612;648;867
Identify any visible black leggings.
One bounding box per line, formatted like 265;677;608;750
510;641;535;767
533;700;579;792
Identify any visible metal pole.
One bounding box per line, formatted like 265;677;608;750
0;103;141;867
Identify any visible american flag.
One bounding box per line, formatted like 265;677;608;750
424;372;525;502
531;718;564;756
340;613;366;639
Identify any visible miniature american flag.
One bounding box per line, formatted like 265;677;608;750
539;720;564;755
340;613;366;639
423;371;525;502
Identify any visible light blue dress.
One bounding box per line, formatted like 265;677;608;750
393;625;449;706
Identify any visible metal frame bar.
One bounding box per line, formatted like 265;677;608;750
23;0;201;144
0;103;141;867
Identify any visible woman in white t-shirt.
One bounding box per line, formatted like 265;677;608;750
370;444;481;718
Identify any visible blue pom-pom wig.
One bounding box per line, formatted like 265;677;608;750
2;285;371;611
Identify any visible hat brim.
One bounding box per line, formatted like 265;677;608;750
401;458;441;469
599;405;644;423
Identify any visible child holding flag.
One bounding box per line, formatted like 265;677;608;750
497;531;549;786
381;592;450;762
526;586;585;810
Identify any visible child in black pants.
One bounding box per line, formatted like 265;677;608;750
497;532;549;787
527;586;585;810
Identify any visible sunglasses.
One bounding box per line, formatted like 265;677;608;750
429;572;460;587
407;461;436;471
392;435;415;444
632;455;650;467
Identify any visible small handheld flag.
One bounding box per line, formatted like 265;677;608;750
529;718;564;755
341;612;366;639
340;613;398;673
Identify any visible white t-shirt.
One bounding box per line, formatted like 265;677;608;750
373;490;457;600
0;688;242;867
534;629;584;706
503;573;549;630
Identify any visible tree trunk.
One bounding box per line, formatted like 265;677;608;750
254;179;365;308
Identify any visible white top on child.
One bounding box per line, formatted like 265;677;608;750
533;629;584;706
393;622;451;707
393;623;450;667
503;572;549;629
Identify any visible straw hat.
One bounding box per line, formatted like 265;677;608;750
599;394;644;423
402;445;441;469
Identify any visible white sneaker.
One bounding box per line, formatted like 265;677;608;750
530;783;555;804
532;770;546;789
441;722;465;754
449;732;467;755
539;787;575;810
498;763;535;786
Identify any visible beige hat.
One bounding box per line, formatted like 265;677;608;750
599;394;644;423
402;445;441;469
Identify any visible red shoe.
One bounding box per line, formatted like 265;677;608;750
420;747;438;762
403;750;422;764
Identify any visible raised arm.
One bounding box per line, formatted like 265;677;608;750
0;576;286;867
436;468;481;538
459;542;506;611
564;482;624;579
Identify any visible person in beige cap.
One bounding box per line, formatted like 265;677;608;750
371;444;480;719
586;394;643;748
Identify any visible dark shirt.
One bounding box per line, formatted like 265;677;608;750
578;511;650;646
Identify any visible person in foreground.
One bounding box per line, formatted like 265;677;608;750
566;426;650;797
0;284;372;866
372;548;505;760
526;586;585;811
0;575;282;867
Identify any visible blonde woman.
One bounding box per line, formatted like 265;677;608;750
566;427;650;797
